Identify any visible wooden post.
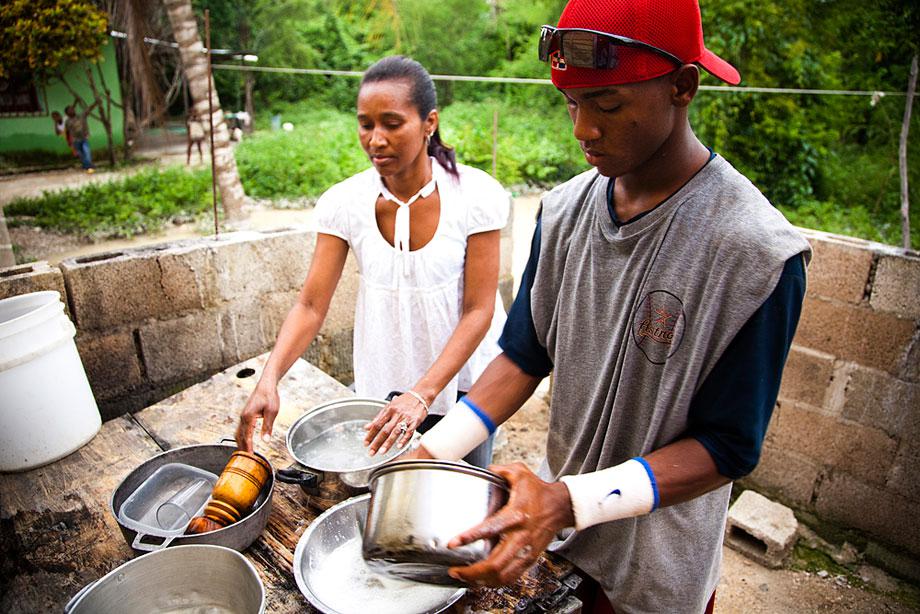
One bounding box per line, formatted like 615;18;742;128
900;54;918;250
205;9;219;238
492;107;499;179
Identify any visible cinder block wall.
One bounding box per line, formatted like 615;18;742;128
0;216;515;422
745;228;920;577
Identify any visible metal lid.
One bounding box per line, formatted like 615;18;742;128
367;459;509;490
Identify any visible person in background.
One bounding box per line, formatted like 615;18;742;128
235;56;510;468
187;111;205;165
65;99;99;173
411;0;812;612
51;111;76;156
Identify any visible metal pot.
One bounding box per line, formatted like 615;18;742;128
363;459;510;586
110;442;273;552
293;494;465;614
277;396;415;492
64;544;265;613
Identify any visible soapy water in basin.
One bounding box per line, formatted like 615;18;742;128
309;536;457;614
294;419;404;470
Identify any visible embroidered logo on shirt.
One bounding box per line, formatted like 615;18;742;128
632;290;686;364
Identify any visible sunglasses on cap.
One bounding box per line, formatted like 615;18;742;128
538;25;683;70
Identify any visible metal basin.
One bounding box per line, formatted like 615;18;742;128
293;494;465;614
64;544;265;613
363;460;509;586
279;397;415;491
110;443;273;552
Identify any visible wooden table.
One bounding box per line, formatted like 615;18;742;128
1;353;580;613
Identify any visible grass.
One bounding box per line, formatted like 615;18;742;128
4;166;212;238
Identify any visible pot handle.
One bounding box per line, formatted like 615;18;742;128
217;437;236;446
131;531;176;552
385;390;403;402
64;579;98;613
276;465;320;490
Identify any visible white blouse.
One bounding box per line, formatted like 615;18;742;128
314;159;510;415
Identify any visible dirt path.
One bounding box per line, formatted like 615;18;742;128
2;171;918;612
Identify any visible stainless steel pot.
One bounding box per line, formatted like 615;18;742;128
293;494;465;614
278;397;415;492
363;459;510;586
110;442;273;552
64;544;265;613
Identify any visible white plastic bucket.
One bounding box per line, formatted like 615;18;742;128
0;291;101;472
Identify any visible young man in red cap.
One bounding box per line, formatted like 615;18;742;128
413;0;811;611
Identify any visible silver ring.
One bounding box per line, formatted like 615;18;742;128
398;420;409;433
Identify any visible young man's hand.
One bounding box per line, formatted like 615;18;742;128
446;462;575;586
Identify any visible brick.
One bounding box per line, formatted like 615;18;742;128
795;296;915;374
725;490;798;568
870;254;920;318
137;312;223;384
769;401;897;486
815;472;920;557
0;261;67;311
841;364;920;438
778;345;835;408
61;247;203;330
745;444;821;506
803;233;874;304
75;330;144;400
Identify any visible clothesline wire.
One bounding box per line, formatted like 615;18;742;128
211;63;911;98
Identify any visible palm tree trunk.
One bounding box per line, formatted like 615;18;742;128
0;209;15;268
163;0;246;220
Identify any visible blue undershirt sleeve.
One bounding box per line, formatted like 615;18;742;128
498;213;554;378
686;255;807;480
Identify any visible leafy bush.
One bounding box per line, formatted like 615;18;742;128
234;107;370;199
5;166;211;237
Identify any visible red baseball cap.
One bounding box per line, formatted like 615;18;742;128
550;0;741;89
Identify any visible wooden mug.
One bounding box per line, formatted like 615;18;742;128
186;451;271;534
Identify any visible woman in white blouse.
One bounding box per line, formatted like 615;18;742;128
235;56;509;467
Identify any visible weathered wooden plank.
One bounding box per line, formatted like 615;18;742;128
0;415;164;613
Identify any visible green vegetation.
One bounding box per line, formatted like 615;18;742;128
5;167;212;237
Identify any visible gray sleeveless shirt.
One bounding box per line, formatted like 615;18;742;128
532;157;810;613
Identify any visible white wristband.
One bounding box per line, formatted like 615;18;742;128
559;458;659;531
418;398;491;461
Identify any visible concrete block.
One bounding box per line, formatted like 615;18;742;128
865;541;920;584
304;328;354;386
219;305;269;365
901;331;920;383
795;296;915;374
841;364;920;438
0;261;67;310
61;246;205;330
815;472;920;557
258;290;300;345
778;345;835;408
888;441;920;503
137;312;223;384
769;401;897;486
155;245;213;310
746;444;821;507
210;230;312;302
725;490;798;568
804;233;874;304
870;254;920;318
75;329;145;400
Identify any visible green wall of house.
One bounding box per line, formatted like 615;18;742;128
0;40;124;154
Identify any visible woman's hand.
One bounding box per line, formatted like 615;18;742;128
235;383;280;452
364;392;429;455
